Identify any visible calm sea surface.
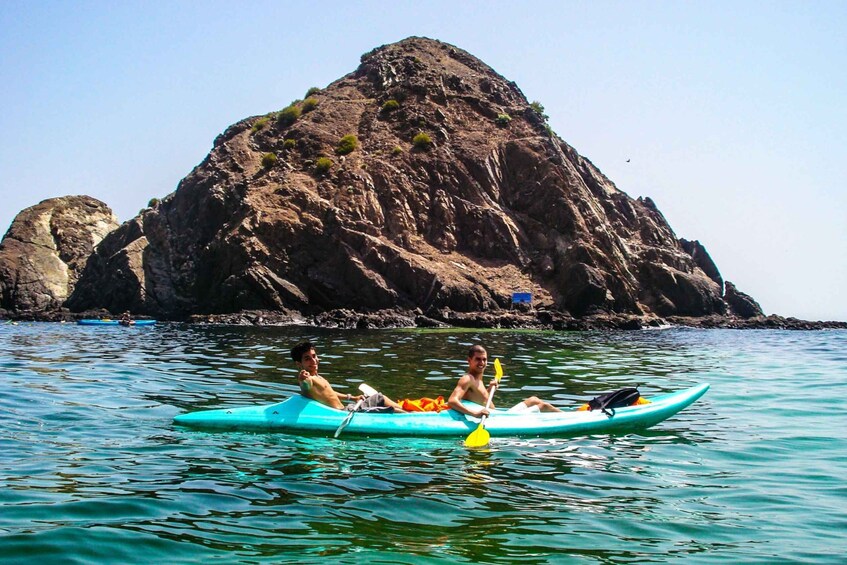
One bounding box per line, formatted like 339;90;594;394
1;323;845;563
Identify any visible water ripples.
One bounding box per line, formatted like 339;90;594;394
2;324;846;563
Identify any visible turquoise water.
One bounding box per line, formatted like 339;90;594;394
1;323;845;563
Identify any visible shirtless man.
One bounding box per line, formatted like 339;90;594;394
290;341;404;412
448;344;561;417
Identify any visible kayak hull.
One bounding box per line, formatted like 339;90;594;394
174;383;709;438
77;319;157;326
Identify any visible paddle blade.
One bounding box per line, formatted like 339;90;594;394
494;358;503;381
358;383;378;397
464;422;491;448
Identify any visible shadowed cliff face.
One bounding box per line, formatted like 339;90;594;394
0;196;118;312
67;37;730;318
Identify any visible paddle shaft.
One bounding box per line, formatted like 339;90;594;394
333;398;364;437
333;383;377;438
476;380;498;425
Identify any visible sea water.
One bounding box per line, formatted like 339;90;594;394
1;323;845;563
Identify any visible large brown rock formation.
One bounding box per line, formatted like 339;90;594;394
65;37;738;319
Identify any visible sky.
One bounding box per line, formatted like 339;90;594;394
1;0;845;321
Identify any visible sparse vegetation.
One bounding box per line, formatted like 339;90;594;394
336;134;359;155
302;97;319;113
283;138;297;150
261;152;278;168
496;113;512;127
147;198;160;208
251;117;270;133
530;101;549;122
278;104;301;126
391;145;403;156
381;99;400;112
305;87;320;97
315;157;333;174
412;132;432;150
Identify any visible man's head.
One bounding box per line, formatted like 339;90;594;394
291;341;315;363
467;344;487;375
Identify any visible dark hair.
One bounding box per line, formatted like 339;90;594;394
468;344;487;358
291;341;315;362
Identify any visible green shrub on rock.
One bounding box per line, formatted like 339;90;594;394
251;117;270;133
391;145;403;156
496;113;512;127
315;157;333;174
261;153;278;168
305;87;320;97
283;138;297;150
381;99;400;112
302;97;319;113
412;132;432;150
530;101;549;122
278;104;301;126
336;134;359;155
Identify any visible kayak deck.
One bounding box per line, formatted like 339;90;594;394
174;383;709;438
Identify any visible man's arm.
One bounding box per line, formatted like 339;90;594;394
299;373;313;397
335;391;356;402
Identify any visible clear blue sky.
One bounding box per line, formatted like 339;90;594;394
2;1;845;321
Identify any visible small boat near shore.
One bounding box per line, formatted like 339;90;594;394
77;319;158;326
174;383;709;438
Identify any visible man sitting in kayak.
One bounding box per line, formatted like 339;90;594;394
290;341;405;412
448;345;561;417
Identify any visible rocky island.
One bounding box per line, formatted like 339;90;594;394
1;37;843;330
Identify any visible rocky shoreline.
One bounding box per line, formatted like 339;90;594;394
3;307;844;331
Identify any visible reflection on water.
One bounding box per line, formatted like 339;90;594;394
1;323;846;563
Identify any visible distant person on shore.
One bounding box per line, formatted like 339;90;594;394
448;344;561;417
119;311;134;326
290;341;405;412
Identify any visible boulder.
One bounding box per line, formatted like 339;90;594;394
0;196;118;312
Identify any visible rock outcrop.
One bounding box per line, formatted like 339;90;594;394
0;196;118;312
57;38;749;320
724;281;764;318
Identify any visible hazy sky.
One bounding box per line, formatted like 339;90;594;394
2;1;845;321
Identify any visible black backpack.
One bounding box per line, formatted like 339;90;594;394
587;387;641;417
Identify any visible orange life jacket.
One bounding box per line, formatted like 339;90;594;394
398;396;450;412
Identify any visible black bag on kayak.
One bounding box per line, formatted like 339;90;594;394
587;387;641;417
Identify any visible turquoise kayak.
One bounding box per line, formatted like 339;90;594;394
173;383;709;438
77;319;157;326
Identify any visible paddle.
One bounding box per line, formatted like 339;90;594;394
333;383;376;438
463;358;504;448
